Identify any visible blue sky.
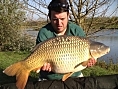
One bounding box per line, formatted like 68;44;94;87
104;0;118;16
27;0;118;20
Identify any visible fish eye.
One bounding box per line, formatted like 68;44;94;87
100;45;104;48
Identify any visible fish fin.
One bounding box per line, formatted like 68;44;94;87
16;70;30;89
74;63;81;69
3;62;30;89
62;72;74;81
81;60;90;66
74;60;89;69
3;62;23;76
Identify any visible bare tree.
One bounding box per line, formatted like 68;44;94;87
22;0;118;35
22;0;48;21
68;0;118;35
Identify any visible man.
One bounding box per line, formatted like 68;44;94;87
36;0;96;80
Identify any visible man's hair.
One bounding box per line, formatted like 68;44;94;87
48;0;69;19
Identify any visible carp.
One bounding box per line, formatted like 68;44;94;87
3;35;110;89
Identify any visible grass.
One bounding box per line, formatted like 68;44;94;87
0;51;118;84
82;66;118;77
82;59;118;77
0;51;29;69
0;51;37;84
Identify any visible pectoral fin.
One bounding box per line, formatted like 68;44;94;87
74;60;89;69
81;60;89;66
62;72;74;81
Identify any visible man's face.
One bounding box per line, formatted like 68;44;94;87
50;11;69;34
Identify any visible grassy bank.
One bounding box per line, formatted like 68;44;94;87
0;51;118;84
0;51;29;69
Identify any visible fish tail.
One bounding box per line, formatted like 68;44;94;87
16;69;29;89
3;62;30;89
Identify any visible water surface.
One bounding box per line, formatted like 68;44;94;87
92;29;118;63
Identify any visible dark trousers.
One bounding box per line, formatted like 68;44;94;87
0;74;118;89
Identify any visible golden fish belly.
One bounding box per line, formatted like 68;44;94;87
46;46;89;73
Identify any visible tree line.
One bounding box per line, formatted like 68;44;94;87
23;16;118;30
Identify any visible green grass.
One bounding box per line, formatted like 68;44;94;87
0;51;29;69
82;60;118;77
82;66;118;77
0;51;118;84
0;51;36;84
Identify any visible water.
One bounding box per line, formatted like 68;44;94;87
25;29;38;39
92;29;118;63
26;29;118;63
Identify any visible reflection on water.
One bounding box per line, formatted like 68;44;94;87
93;29;118;63
26;29;118;63
24;29;38;39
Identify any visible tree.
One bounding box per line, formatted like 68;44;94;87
22;0;118;35
0;0;26;51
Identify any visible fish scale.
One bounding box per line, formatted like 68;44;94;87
3;35;110;89
35;36;89;73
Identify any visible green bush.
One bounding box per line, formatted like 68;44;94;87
82;66;117;77
1;33;35;51
0;0;35;51
82;60;118;77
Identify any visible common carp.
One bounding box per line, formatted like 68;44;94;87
3;35;110;89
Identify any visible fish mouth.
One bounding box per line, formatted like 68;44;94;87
106;47;110;54
102;47;110;56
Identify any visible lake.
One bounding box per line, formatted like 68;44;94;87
92;29;118;63
26;29;118;63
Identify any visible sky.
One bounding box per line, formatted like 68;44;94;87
104;0;118;16
26;0;118;21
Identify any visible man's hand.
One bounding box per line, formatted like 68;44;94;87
41;63;52;72
87;58;97;67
